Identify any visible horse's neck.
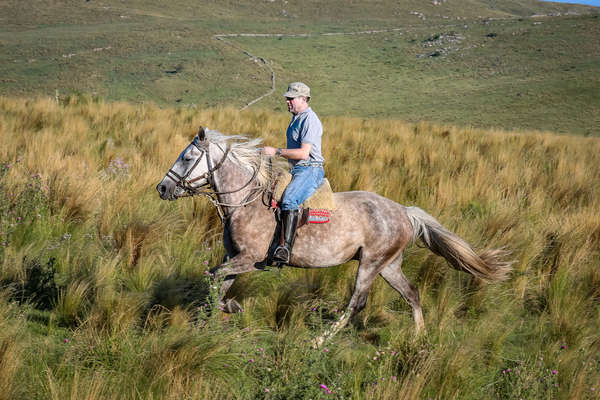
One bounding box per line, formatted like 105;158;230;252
212;155;261;214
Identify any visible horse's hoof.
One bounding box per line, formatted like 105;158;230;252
223;299;243;313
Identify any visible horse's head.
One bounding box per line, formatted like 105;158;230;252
156;126;211;200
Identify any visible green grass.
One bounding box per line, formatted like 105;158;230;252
1;1;599;135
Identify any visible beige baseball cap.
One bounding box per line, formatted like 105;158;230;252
283;82;310;98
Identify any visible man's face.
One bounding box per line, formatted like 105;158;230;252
286;96;308;115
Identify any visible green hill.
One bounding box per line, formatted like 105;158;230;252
1;0;599;135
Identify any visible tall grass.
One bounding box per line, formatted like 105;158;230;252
0;95;599;398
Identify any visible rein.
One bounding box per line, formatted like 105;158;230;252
166;139;266;223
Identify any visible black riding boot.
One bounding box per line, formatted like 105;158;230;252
273;209;300;264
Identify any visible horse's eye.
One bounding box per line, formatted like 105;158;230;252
184;157;192;162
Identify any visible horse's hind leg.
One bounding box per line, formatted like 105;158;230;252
313;256;383;347
380;255;425;334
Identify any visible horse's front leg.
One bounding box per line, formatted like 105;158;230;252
209;254;260;313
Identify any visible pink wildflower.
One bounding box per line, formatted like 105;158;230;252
552;370;558;375
63;338;69;343
250;359;255;363
319;384;331;394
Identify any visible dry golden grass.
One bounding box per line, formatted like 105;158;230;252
0;305;23;400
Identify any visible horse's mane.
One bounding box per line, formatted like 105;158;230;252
205;129;288;188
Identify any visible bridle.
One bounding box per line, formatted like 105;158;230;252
165;138;265;222
165;138;230;195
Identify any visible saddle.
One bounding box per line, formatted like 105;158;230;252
270;170;336;225
262;171;335;269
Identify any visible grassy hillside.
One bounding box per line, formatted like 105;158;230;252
231;14;600;135
0;97;599;398
0;1;599;135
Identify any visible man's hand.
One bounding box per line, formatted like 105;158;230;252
263;146;278;156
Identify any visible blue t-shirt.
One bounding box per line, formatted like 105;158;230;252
286;107;324;166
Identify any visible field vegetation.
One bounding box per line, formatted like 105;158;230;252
1;0;599;135
1;1;599;398
0;96;599;399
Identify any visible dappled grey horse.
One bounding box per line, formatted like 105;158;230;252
156;128;512;344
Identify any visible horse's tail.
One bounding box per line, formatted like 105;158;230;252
405;206;512;282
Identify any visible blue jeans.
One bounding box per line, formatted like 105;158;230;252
281;165;325;211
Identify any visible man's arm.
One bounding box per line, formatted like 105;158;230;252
263;143;311;160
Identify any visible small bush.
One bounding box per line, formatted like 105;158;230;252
0;161;48;259
3;257;59;310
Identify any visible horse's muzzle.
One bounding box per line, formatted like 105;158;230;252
156;180;176;201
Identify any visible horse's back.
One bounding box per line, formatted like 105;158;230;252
333;190;408;214
294;190;414;264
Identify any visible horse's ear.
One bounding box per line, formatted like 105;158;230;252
197;126;206;141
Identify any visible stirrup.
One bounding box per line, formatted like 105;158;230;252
273;245;291;263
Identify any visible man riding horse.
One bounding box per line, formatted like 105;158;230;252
156;103;512;343
262;82;325;264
